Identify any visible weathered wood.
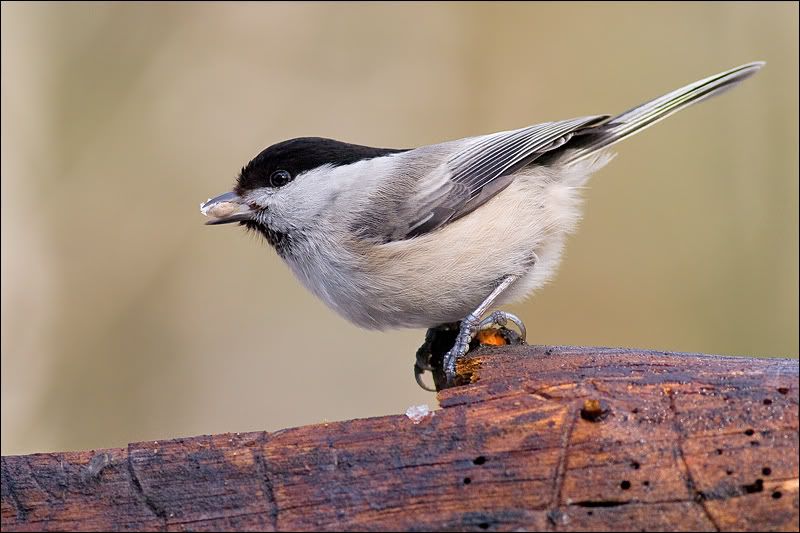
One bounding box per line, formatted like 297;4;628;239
2;346;798;532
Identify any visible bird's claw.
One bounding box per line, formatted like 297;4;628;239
479;311;527;341
413;362;436;391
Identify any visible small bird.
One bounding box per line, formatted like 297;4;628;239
201;62;764;385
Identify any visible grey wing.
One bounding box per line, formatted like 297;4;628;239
399;114;609;239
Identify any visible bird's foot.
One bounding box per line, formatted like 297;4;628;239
443;310;527;385
413;313;526;391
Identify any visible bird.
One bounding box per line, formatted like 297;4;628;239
201;62;764;386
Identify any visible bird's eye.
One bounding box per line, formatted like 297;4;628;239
269;169;292;188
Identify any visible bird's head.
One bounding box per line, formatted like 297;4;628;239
201;137;404;252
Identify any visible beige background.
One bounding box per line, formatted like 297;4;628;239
2;2;797;455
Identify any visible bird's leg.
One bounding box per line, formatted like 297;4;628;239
443;275;522;384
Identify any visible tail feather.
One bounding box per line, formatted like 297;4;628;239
558;62;765;165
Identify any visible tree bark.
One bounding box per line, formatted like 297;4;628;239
2;345;798;531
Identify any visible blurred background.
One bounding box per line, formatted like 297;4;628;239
2;2;797;456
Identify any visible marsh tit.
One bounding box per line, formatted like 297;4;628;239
201;62;764;385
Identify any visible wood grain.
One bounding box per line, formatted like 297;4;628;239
2;346;798;531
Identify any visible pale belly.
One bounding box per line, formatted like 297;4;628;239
286;172;588;330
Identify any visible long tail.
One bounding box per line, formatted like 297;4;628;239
557;62;765;165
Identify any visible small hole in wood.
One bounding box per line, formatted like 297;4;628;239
631;408;639;414
478;522;490;530
763;399;773;405
743;479;764;494
772;491;782;500
642;480;650;487
777;387;789;395
580;399;609;421
587;511;593;516
726;469;734;476
762;467;772;476
744;429;755;436
750;441;760;447
463;477;471;485
473;456;486;465
620;480;631;490
631;461;640;470
716;449;724;455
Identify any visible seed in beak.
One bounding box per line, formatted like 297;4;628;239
201;200;240;219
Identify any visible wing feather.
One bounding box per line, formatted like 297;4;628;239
403;115;608;238
351;115;609;242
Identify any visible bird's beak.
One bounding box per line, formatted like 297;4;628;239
200;191;254;225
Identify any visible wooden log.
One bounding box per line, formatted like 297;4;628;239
2;346;798;532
